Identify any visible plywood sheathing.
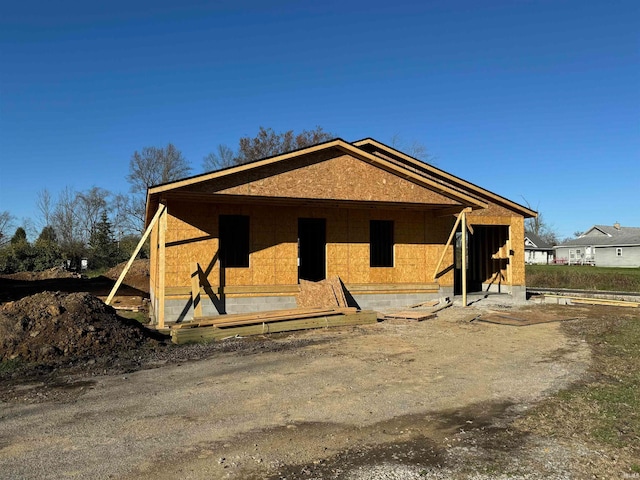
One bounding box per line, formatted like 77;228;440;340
296;276;349;309
184;153;461;207
161;202;455;292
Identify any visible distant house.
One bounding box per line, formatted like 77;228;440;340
554;223;640;267
524;232;554;264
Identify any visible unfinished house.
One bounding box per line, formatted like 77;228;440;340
144;138;536;326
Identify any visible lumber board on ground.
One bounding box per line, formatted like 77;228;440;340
169;307;356;329
170;310;378;344
384;311;436;321
544;295;639;308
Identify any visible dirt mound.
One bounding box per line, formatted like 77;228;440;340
1;267;80;281
104;259;150;293
0;291;160;365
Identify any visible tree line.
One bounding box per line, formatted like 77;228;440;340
0;127;337;273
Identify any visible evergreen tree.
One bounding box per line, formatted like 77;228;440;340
88;212;119;270
33;226;63;271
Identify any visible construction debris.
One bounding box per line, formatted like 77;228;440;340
384;297;452;321
296;276;349;308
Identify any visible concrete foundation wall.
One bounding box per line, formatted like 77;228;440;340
157;286;462;323
162;295;299;323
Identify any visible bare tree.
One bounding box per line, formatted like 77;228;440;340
390;134;432;162
521;198;559;245
237;126;334;164
51;187;80;248
203;126;335;170
202;144;236;171
126;143;191;231
112;193;141;239
35;188;53;229
75;187;111;243
0;210;15;246
127;143;192;194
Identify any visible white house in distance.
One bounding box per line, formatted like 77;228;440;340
524;232;554;264
555;223;640;267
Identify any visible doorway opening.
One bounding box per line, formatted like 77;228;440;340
298;218;326;282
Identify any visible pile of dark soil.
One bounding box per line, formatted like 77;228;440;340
1;267;80;281
104;259;150;293
0;291;161;366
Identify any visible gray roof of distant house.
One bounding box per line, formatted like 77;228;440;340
558;225;640;247
524;232;553;250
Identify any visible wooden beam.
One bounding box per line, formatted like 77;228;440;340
462;210;468;307
106;204;166;305
157;205;167;329
190;262;203;318
432;207;471;280
171;307;358;329
169;310;378;344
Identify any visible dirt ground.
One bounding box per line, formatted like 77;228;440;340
0;259;150;308
0;298;600;480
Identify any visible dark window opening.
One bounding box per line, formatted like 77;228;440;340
370;220;394;267
219;215;250;268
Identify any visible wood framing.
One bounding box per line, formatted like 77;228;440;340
106;204;165;305
145;138;536;325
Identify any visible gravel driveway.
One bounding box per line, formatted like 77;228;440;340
0;305;591;479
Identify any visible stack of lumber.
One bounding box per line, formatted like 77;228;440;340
296;276;349;308
167;307;377;344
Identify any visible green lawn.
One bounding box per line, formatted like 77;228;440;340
526;265;640;292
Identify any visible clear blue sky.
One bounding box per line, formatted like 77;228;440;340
1;0;638;240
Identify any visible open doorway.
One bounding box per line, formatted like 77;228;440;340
455;224;510;294
298;218;326;282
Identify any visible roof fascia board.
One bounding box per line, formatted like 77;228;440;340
353;138;536;217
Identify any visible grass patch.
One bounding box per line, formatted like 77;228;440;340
117;310;150;324
0;358;23;374
517;308;640;473
526;265;640;292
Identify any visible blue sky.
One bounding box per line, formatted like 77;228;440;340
1;0;638;240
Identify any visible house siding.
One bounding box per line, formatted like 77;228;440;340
595;246;640;267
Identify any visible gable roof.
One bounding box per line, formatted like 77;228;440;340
524;232;552;249
353;138;537;218
145;137;534;225
559;225;640;247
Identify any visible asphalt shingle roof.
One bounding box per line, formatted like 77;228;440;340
559;225;640;247
524;232;553;249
